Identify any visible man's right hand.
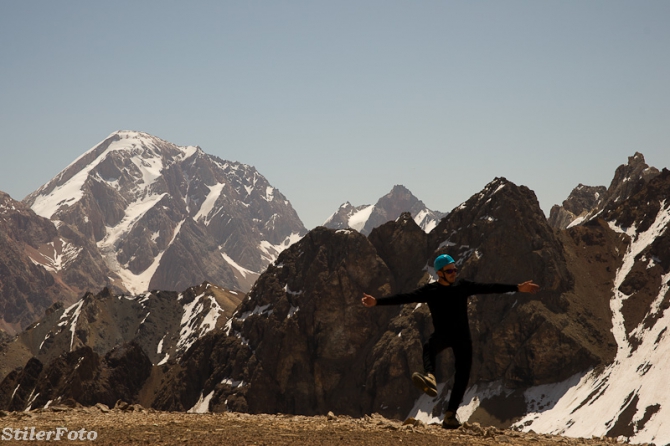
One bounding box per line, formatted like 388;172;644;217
361;293;377;307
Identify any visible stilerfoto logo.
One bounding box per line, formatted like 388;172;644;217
2;427;98;441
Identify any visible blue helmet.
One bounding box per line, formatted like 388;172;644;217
434;254;455;272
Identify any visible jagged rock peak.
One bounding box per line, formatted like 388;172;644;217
387;184;413;196
430;176;567;292
1;190;22;211
0;342;153;411
548;152;661;229
451;177;540;214
605;167;670;234
606;152;660;201
0;191;57;243
548;184;607;229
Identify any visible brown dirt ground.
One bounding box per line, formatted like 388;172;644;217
0;405;634;446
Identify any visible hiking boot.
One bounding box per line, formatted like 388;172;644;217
411;372;437;397
442;410;461;430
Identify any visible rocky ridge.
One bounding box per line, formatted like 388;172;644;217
548;153;660;229
0;282;243;384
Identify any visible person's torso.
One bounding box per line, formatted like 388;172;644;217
424;281;473;335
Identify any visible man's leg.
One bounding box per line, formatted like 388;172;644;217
413;332;450;397
446;339;473;412
422;332;450;375
441;339;472;430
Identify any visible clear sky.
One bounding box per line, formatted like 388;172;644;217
1;1;669;229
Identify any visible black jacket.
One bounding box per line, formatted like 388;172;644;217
375;279;518;337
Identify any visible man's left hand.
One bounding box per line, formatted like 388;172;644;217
518;280;540;294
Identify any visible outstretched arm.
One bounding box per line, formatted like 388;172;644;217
518;280;540;294
361;293;377;307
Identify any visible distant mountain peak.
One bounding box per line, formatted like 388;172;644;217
323;185;446;235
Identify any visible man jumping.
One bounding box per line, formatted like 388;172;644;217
362;254;540;429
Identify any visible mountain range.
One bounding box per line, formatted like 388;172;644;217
1;131;445;335
1;133;669;445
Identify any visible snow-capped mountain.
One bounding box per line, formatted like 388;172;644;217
511;167;670;444
323;185;446;235
23;131;306;295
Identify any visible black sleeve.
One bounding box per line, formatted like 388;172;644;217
461;280;518;295
375;284;433;306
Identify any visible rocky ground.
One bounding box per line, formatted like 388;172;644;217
0;404;646;446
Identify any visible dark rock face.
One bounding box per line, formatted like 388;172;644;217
0;343;152;410
517;168;670;439
602;153;660;214
0;281;244;409
548;169;670;358
153;227;405;416
429;178;571;295
425;178;611;393
368;212;431;293
0;282;241;382
0;192;82;333
0;357;43;411
0;330;11;347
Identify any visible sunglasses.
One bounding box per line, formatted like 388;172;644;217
441;268;458;274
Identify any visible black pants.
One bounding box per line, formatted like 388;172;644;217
422;331;473;412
